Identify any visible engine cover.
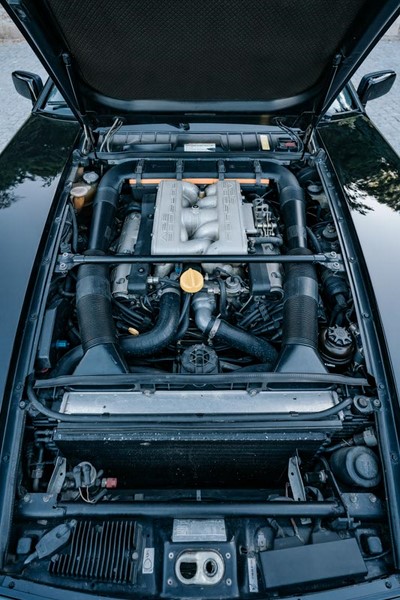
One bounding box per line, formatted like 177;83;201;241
151;180;250;256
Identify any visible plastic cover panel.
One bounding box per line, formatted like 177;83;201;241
43;0;367;101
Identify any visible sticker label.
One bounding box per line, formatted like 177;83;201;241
247;556;259;593
172;519;227;542
184;143;216;152
142;547;155;574
259;134;271;151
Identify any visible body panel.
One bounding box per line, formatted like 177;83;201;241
318;114;400;400
0;115;79;404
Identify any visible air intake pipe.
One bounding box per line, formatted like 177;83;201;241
272;165;326;373
75;162;140;374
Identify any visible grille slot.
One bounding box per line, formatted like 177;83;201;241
49;520;138;584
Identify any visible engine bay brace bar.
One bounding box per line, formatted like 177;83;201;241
56;252;343;272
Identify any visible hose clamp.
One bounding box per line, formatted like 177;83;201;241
208;318;221;341
159;286;180;297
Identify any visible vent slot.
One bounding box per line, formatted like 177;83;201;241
49;520;138;584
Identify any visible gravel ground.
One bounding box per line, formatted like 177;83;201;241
0;38;400;153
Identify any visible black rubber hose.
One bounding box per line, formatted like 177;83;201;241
210;318;278;364
306;227;322;254
76;260;117;351
51;345;83;377
88;162;138;251
176;294;191;341
282;248;319;349
119;289;181;358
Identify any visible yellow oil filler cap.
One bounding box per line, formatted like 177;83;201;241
180;268;204;293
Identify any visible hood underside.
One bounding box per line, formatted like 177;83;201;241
2;0;400;124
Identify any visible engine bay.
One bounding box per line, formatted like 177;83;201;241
2;152;395;598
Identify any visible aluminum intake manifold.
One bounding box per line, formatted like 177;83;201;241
151;180;252;268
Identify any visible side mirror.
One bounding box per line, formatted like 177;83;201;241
12;71;44;105
357;70;396;107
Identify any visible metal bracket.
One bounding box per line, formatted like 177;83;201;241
288;456;311;525
218;160;226;181
47;456;67;495
254;160;262;185
176;159;184;180
56;252;75;273
135;159;144;187
323;252;345;272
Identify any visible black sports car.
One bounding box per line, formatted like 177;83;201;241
1;1;400;598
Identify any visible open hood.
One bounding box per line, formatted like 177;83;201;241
2;0;400;127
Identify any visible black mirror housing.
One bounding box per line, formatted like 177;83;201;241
357;70;396;107
12;71;44;105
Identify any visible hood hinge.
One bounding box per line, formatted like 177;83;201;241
62;52;96;154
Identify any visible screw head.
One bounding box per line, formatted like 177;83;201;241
226;578;232;586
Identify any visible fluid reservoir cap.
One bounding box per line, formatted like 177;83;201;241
327;325;352;348
82;171;99;185
180;268;204;293
70;184;91;198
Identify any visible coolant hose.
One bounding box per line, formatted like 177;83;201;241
193;293;278;364
119;288;181;358
213;320;278;364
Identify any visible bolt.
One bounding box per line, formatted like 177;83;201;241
349;493;357;503
168;552;174;560
226;578;232;586
248;388;259;397
167;578;173;586
369;494;377;503
333;262;340;269
385;581;393;589
19;401;26;409
138;268;145;273
15;383;22;391
59;263;67;271
62;252;69;258
362;312;370;319
330;252;337;258
378;383;385;390
373;399;381;408
225;552;231;559
23;494;31;503
349;257;355;263
42;495;51;503
357;396;368;408
132;552;139;560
